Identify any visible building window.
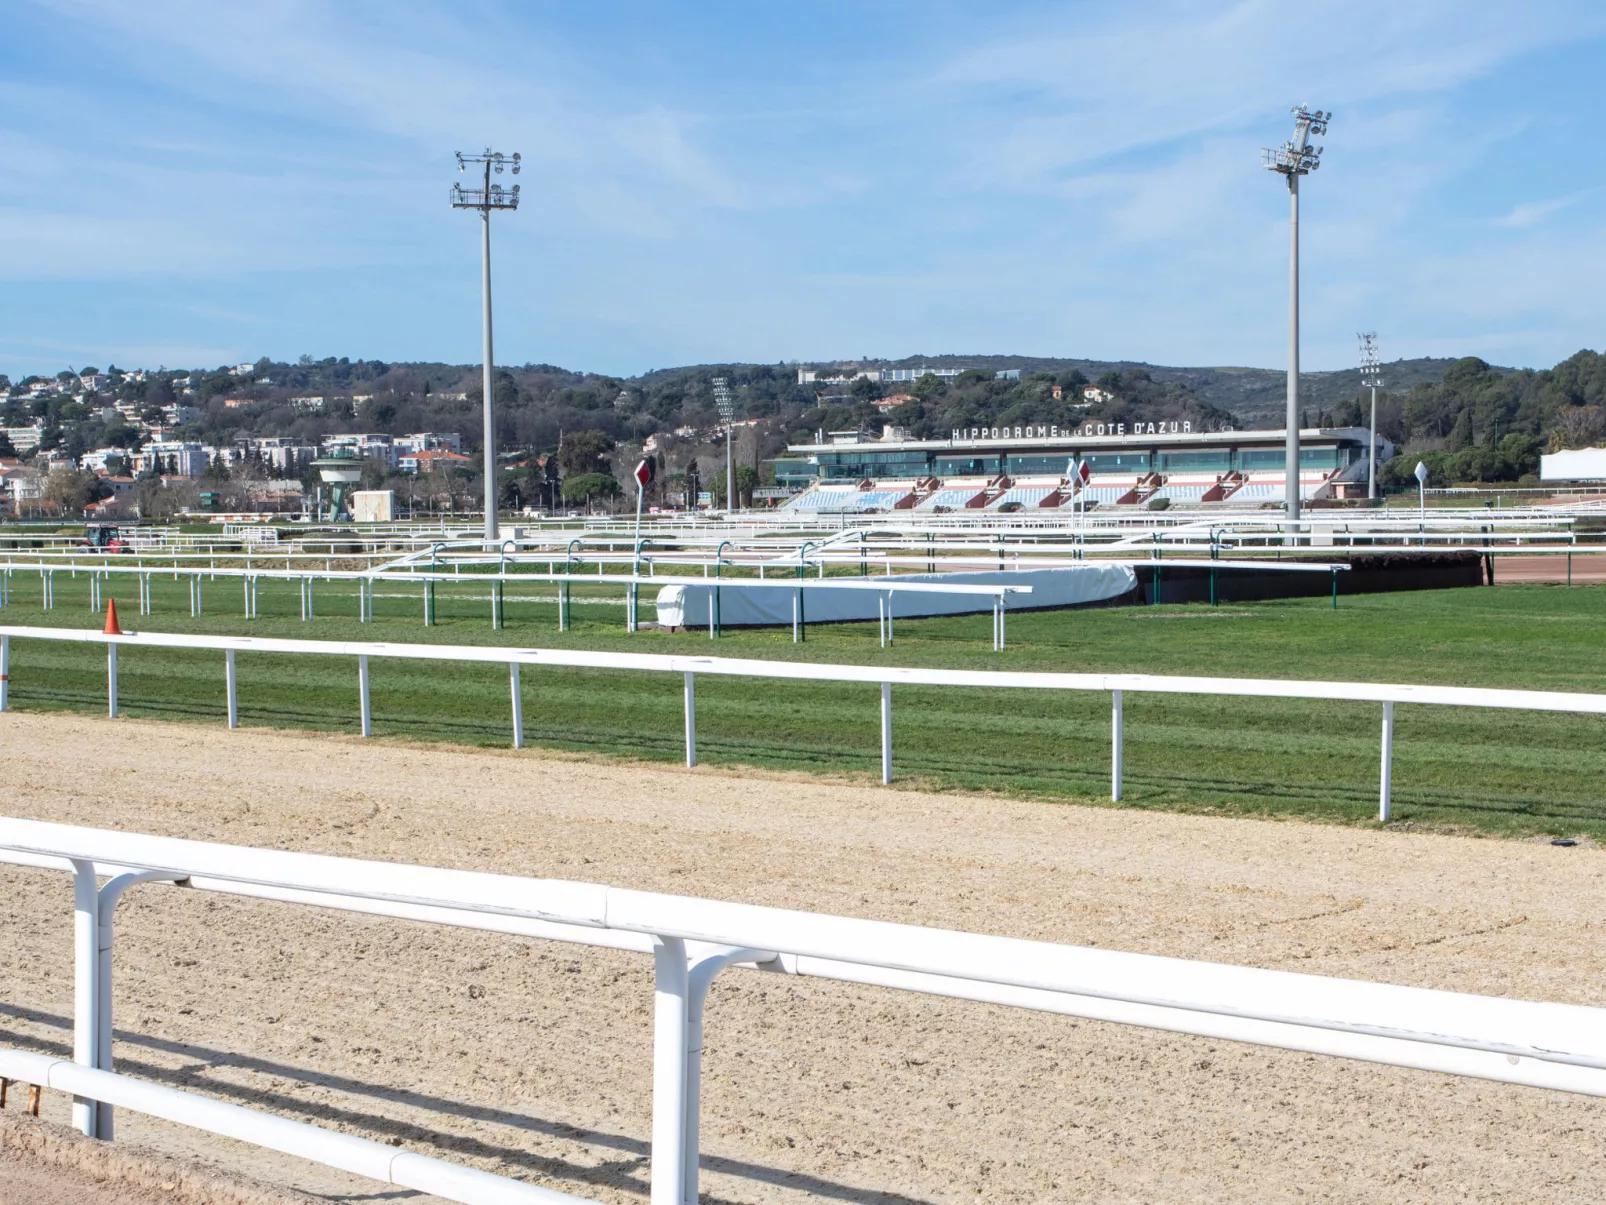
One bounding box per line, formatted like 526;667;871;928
935;455;1000;476
1005;454;1079;475
1082;453;1150;472
1158;451;1231;472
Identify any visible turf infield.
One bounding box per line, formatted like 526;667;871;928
2;569;1603;839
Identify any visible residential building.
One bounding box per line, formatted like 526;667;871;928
80;447;134;473
3;466;41;509
250;438;315;476
402;449;472;475
395;431;462;455
4;426;43;452
136;440;209;478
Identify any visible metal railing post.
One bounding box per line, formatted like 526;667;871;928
1379;701;1394;823
650;937;690;1205
509;663;523;748
107;644;118;718
683;672;696;768
1111;689;1124;802
0;634;8;711
226;650;238;729
94;870;171;1141
682;947;771;1205
71;858;100;1137
880;682;892;785
358;655;372;737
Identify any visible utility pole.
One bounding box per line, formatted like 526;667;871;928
1359;332;1382;501
1262;106;1330;528
451;148;520;544
713;377;737;512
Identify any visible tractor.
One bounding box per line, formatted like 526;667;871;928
81;523;130;553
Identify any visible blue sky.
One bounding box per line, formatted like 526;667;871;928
3;1;1605;380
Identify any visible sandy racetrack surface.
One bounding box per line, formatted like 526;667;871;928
1495;553;1606;584
1;712;1605;1203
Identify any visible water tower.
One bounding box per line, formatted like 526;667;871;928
311;450;363;521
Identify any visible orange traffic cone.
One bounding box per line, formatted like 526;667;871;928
103;598;122;636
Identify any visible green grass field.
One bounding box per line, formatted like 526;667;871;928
2;566;1603;839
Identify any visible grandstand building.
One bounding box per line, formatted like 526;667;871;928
776;424;1391;512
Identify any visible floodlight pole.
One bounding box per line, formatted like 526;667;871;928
1285;172;1300;525
1360;332;1382;502
1262;106;1329;535
714;377;736;512
480;190;495;543
451;148;521;545
1369;380;1377;498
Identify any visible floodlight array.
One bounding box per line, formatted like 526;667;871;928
451;148;522;210
713;377;736;422
1359;332;1383;388
1262;105;1331;178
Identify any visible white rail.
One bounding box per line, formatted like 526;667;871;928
2;818;1606;1205
0;559;1036;648
3;625;1604;820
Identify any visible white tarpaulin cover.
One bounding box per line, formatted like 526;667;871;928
655;564;1138;629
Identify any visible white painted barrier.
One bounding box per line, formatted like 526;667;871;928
654;564;1138;629
4;818;1606;1205
2;626;1604;821
0;558;1039;648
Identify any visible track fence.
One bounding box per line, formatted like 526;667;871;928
2;818;1606;1205
4;625;1605;819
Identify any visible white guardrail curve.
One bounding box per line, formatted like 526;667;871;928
2;817;1606;1205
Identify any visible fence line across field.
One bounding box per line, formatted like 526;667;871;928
3;816;1606;1205
2;624;1601;818
0;557;1043;648
0;553;1373;647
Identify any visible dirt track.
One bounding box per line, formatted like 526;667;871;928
2;713;1606;1203
1495;553;1606;583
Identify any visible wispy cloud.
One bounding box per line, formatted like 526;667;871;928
3;0;1606;377
1487;194;1587;228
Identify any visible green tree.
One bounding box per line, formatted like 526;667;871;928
710;465;759;507
557;429;614;476
560;471;620;507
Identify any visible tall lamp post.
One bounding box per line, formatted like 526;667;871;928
451;148;521;544
1359;332;1383;501
713;377;737;512
1262;106;1330;528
